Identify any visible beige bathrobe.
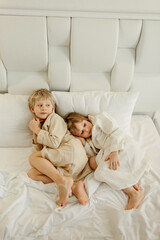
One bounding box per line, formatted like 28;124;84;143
32;112;92;181
85;112;151;190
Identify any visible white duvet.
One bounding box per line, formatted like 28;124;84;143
0;115;160;240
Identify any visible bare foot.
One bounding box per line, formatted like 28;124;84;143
72;181;89;205
56;176;73;207
125;190;144;210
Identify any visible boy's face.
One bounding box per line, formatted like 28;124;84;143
30;98;54;120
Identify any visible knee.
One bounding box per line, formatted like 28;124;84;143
28;153;35;165
27;168;34;179
28;151;40;166
89;156;97;170
27;168;39;180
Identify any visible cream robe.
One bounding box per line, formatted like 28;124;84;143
85;112;151;190
32;112;92;181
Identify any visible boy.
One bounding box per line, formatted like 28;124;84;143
27;89;91;206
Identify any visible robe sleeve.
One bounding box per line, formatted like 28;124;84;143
90;112;125;153
37;113;67;149
32;143;43;152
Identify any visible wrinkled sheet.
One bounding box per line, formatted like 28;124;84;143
0;115;160;240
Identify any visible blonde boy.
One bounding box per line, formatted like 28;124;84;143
27;89;91;206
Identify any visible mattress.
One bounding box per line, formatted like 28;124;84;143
0;115;160;240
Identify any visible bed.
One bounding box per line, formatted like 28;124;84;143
0;1;160;240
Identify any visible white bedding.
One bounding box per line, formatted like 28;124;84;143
0;115;160;240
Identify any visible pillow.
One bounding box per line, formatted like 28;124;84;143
153;111;160;135
0;91;138;147
52;91;139;134
0;94;33;147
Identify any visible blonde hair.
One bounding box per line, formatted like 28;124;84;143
28;88;55;109
65;112;89;134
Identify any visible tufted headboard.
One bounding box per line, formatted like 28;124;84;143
0;1;160;115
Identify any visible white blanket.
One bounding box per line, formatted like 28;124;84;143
0;115;160;240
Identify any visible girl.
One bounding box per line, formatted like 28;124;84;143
66;112;151;210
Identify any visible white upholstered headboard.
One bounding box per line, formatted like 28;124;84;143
0;1;160;115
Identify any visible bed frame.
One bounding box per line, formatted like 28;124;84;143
0;1;160;115
0;1;160;239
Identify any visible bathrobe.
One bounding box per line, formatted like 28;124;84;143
85;112;151;190
32;112;92;181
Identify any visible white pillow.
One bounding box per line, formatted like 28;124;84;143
52;91;139;134
0;94;33;147
0;91;138;147
153;111;160;135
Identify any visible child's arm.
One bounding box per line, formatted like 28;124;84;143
93;112;125;154
28;118;40;136
32;135;43;152
104;151;120;170
75;136;86;146
89;156;97;170
36;114;67;149
28;118;41;144
29;118;42;151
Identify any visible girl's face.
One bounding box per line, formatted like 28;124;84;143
30;98;54;120
73;120;93;138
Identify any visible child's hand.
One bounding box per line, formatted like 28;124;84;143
28;118;40;135
104;151;120;170
75;136;86;146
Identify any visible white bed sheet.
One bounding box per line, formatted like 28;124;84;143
0;115;160;240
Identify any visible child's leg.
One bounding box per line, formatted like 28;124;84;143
29;151;73;206
28;167;53;184
89;156;97;170
72;181;89;205
28;168;89;205
123;185;144;210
